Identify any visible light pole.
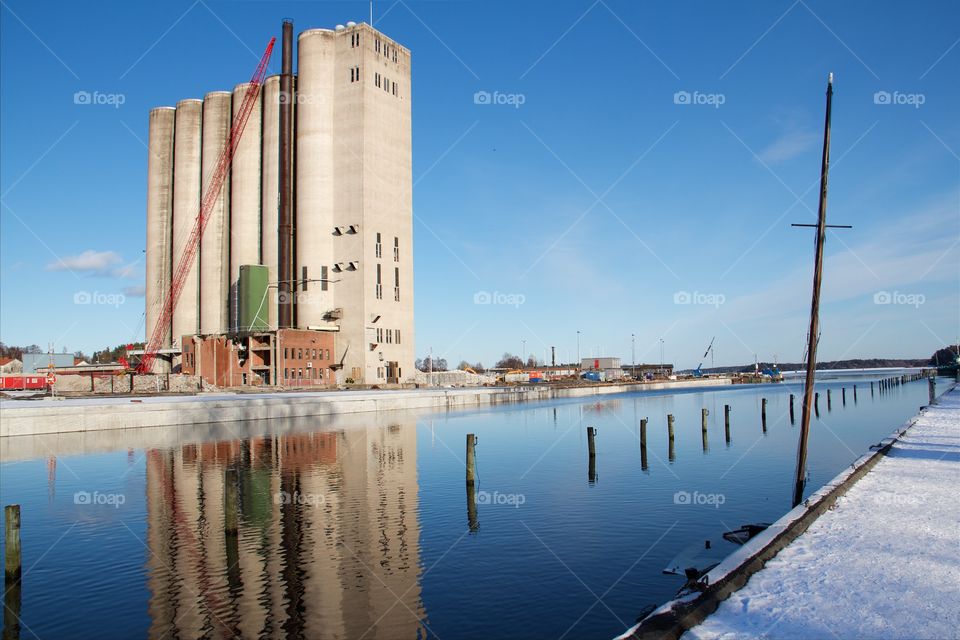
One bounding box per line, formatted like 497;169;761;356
659;338;664;375
631;333;636;373
577;330;581;366
521;339;526;366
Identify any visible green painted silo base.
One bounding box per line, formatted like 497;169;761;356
238;264;269;332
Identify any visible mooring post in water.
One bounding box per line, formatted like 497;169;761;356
667;414;675;441
466;483;479;532
853;385;857;402
789;394;795;423
702;425;709;453
640;419;648;471
724;404;731;429
587;427;598;483
4;504;21;640
761;398;767;420
466;434;477;485
929;377;936;405
5;504;21;583
827;388;832;410
701;408;709;432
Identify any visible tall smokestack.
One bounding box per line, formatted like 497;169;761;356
278;19;294;328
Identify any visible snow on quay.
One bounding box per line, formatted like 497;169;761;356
683;386;960;640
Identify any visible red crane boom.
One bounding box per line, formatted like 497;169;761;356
138;38;276;374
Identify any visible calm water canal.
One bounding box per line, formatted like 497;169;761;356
0;372;945;639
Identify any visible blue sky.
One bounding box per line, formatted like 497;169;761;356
1;0;958;368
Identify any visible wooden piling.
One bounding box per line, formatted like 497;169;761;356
827;388;832;410
853;385;857;402
929;377;936;405
789;394;795;424
466;434;477;485
640;419;648;471
4;505;20;584
724;404;731;429
842;387;846;405
701;427;709;453
466;484;479;532
667;415;675;441
701;408;709;432
761;398;767;428
587;426;597;458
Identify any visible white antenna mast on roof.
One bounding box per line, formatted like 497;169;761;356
370;1;374;25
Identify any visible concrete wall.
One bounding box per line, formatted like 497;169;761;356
2;378;732;436
261;75;280;329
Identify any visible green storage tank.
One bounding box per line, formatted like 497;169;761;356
238;264;269;332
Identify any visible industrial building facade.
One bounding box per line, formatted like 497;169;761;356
145;21;414;385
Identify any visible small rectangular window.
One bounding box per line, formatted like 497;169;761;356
396;330;401;344
298;349;302;359
393;237;399;261
394;266;399;287
386;329;393;344
376;232;382;258
321;266;328;291
312;349;316;359
376;264;382;299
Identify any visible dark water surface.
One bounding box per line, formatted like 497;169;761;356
0;373;945;639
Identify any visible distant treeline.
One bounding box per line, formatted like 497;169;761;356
698;358;931;374
696;348;960;374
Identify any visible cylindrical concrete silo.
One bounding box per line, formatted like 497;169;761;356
230;82;262;330
145;107;176;373
260;75;280;329
199;91;231;335
171;99;203;363
296;29;336;328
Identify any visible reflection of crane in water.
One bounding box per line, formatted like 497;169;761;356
693;337;715;377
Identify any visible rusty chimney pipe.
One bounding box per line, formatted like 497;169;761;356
278;19;294;328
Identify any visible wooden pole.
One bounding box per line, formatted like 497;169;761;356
701;408;709;432
929;377;936;405
465;434;477;485
640;419;648;472
4;505;20;584
667;415;675;441
587;427;598;483
466;484;479;532
842;387;846;405
827;388;832;411
789;394;795;424
793;74;834;507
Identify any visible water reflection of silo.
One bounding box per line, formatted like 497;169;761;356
145;423;424;639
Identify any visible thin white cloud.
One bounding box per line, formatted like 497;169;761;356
122;284;146;297
757;128;819;164
46;250;122;274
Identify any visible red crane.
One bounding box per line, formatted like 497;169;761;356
137;38;276;374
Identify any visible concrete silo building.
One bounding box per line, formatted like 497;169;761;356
144;20;414;386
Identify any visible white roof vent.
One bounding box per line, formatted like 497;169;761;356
347;21;357;27
335;24;346;31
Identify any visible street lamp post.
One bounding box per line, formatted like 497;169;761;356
577;331;581;367
521;339;526;366
631;333;635;374
659;338;664;375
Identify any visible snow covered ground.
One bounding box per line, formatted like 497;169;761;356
684;387;960;640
